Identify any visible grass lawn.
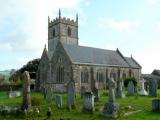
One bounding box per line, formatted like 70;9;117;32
0;90;160;120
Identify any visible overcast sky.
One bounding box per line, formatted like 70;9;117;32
0;0;160;73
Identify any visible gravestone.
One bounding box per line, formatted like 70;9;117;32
55;95;63;108
21;71;31;110
127;81;135;95
92;87;99;102
152;99;160;111
102;77;119;118
8;91;21;98
81;86;86;99
46;85;52;103
138;79;148;96
83;92;95;112
149;80;157;97
116;80;125;98
67;80;75;109
90;67;99;102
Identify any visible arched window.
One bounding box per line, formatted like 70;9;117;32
81;69;88;83
67;27;71;36
129;69;132;77
96;71;104;82
110;70;116;81
53;28;55;37
122;73;126;79
56;65;64;83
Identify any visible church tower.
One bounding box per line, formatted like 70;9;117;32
48;9;79;57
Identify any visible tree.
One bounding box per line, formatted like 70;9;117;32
19;58;40;79
9;58;40;85
0;74;5;85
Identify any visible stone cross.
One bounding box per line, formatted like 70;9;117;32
138;79;148;96
149;80;157;97
83;92;95;112
67;80;75;109
127;81;135;95
102;77;119;118
108;77;116;102
21;71;31;110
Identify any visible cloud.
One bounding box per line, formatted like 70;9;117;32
98;17;141;32
146;0;158;5
0;43;12;51
0;0;90;70
136;44;160;73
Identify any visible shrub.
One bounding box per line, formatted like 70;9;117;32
31;96;43;106
124;77;137;87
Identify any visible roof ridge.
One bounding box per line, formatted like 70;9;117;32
64;44;116;52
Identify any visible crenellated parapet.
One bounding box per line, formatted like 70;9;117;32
49;16;78;27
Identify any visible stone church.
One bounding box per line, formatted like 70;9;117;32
36;10;141;93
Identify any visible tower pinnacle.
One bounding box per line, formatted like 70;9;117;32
76;13;78;22
59;8;61;18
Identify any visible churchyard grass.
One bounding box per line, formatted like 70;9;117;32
0;90;160;120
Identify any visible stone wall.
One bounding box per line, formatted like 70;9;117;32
49;42;72;92
72;64;141;92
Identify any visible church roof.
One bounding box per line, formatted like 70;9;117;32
125;57;141;68
142;74;160;80
152;69;160;76
63;44;136;68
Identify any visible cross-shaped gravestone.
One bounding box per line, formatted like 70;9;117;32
102;77;119;118
21;71;31;110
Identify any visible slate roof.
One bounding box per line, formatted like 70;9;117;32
152;69;160;76
142;74;160;80
125;57;141;68
63;44;136;68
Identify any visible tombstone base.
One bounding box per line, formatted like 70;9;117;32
82;107;95;113
102;102;119;118
116;92;125;98
138;89;148;96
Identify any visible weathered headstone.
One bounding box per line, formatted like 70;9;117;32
102;77;119;118
8;91;21;98
138;79;148;96
127;81;135;95
116;80;125;98
83;92;95;112
92;87;99;102
149;80;157;97
152;99;160;111
81;86;86;99
55;95;63;108
67;80;75;109
46;85;52;103
21;71;31;110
